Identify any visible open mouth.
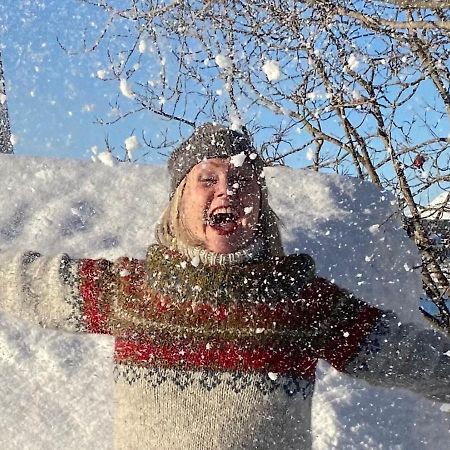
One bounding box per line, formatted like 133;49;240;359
207;207;239;232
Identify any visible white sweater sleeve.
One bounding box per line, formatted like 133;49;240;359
345;311;450;403
0;251;82;332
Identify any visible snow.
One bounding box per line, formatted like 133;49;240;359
424;192;450;219
124;135;140;160
138;39;148;54
0;155;448;449
9;133;19;145
119;78;134;99
96;69;107;80
190;255;200;267
262;60;281;81
306;147;315;161
214;53;232;70
229;114;243;132
95;151;118;167
229;151;247;168
268;372;278;381
348;54;360;71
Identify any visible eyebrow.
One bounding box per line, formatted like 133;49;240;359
198;160;254;172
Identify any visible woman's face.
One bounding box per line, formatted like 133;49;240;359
180;157;261;253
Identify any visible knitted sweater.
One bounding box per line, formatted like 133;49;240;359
0;246;449;450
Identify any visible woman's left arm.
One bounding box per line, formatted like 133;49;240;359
342;310;450;403
312;278;450;403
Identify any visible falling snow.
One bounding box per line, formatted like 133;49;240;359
214;54;232;70
124;135;140;160
230;152;247;167
347;54;359;71
191;255;200;267
96;69;107;80
262;60;281;81
119;78;134;99
0;157;446;449
138;39;148;54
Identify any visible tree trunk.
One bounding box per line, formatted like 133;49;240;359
0;52;13;154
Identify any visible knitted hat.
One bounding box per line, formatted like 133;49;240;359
168;123;264;196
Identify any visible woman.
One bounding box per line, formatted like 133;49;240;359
0;123;449;449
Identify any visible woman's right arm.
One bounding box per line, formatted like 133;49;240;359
0;251;115;335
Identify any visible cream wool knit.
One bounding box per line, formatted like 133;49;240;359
0;247;449;450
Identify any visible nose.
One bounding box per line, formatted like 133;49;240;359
215;177;230;198
216;175;238;199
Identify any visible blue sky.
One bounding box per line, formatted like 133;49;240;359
0;0;448;206
0;0;169;163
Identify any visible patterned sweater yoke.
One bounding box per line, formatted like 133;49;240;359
0;246;449;449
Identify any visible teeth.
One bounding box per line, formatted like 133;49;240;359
212;207;235;215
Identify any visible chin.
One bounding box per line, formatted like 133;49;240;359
206;242;236;254
206;235;251;254
204;225;255;254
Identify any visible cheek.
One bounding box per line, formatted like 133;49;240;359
182;191;209;228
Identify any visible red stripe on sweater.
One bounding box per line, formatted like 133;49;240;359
79;259;110;334
115;338;317;378
321;305;382;371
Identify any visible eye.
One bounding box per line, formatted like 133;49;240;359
199;176;217;187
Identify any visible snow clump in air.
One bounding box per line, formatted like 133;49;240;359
82;104;94;113
215;53;233;70
96;70;107;80
124;135;141;160
119;78;134;99
347;54;359;71
230;114;243;132
138;39;148;54
306;148;315;161
191;255;200;267
368;224;380;234
262;60;281;81
230;152;247;167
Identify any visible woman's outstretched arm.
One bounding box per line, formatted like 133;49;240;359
310;277;450;403
342;310;450;403
0;251;115;334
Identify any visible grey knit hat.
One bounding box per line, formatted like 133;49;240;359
168;123;264;196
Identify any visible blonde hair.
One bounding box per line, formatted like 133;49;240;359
155;176;284;258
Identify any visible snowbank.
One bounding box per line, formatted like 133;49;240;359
0;155;447;449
